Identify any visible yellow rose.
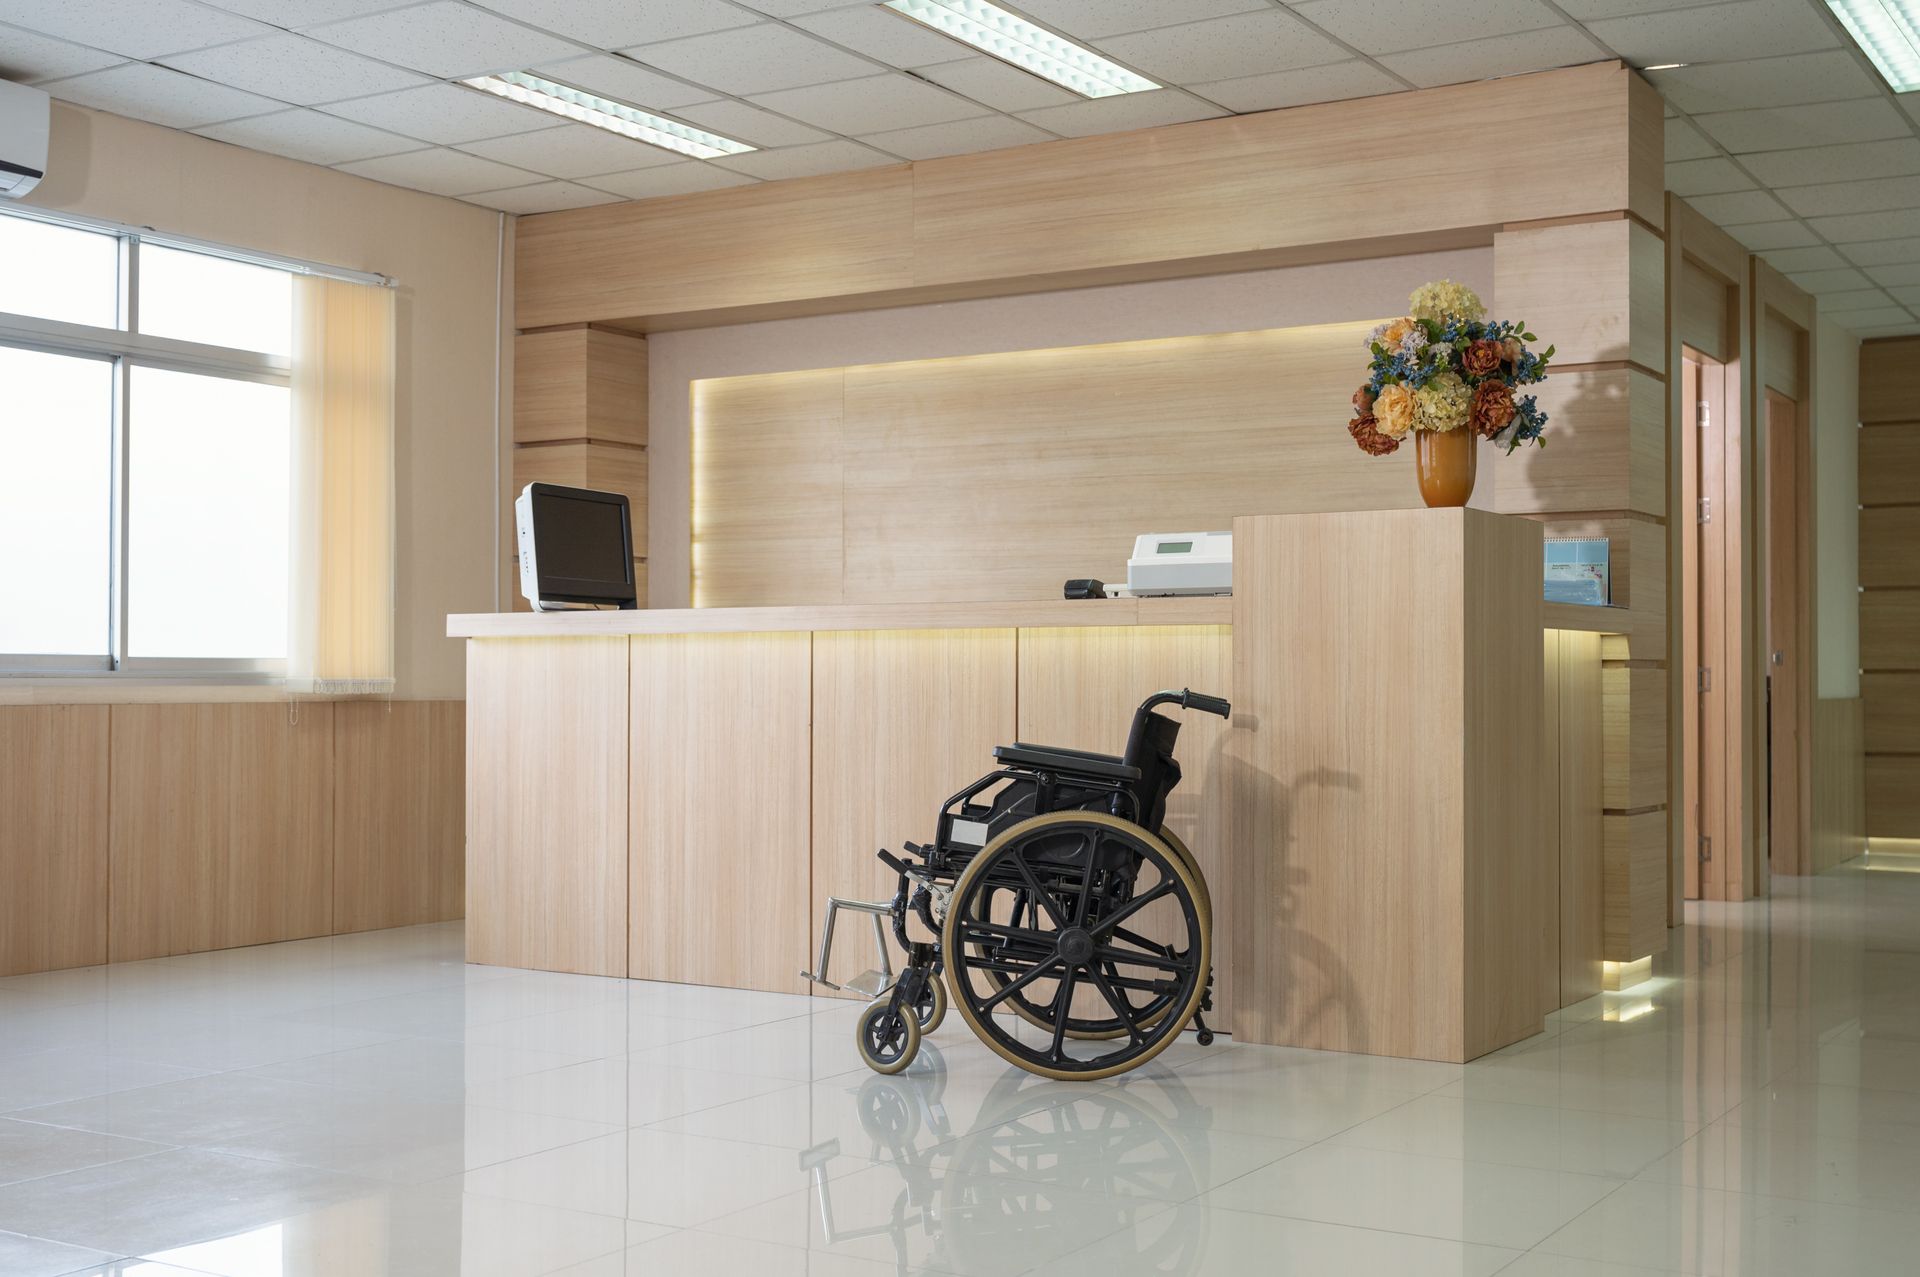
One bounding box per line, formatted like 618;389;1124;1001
1375;383;1415;438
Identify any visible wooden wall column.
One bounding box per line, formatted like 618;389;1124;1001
1860;336;1920;843
512;327;649;607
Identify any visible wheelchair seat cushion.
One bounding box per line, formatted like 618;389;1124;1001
992;742;1141;781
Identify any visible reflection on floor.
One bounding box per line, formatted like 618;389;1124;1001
2;859;1919;1276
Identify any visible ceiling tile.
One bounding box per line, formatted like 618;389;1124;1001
530;53;718;111
457;122;687;179
1840;236;1920;265
1375;25;1606;89
1011;0;1268;39
1582;0;1839;65
1683;188;1793;224
1664;117;1718;162
1665;156;1754;197
322;82;560;144
199;0;420;24
0;24;124;84
710;138;899;180
1834;307;1918;329
43;62;285;129
1692;97;1908;155
1758;245;1846;273
0;0;269;60
1647;51;1881;113
160;33;431;107
1095;10;1347;84
1816;288;1897;310
1810;209;1920;242
472;0;757;48
733;0;878;14
193;107;420;165
585;161;758;199
306;0;581;79
1724;220;1821;251
791;7;967;69
1745;139;1920;190
1886;285;1920;307
913;57;1077;113
859;114;1053;160
1558;0;1748;16
461;179;623;214
625;24;875;96
335;146;540;195
666;98;833;148
1016;87;1226;138
1292;0;1564;56
1189;59;1405;114
1865;263;1920;287
1786;266;1872;293
1779;175;1920;219
747;73;985;136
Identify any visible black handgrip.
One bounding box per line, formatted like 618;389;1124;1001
1182;689;1231;719
877;849;909;875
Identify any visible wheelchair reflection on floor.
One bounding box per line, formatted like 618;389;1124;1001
802;689;1230;1080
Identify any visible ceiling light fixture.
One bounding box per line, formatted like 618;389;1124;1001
460;71;755;159
1639;62;1689;71
1824;0;1920;92
881;0;1159;98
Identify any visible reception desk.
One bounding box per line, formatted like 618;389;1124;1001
453;509;1593;1062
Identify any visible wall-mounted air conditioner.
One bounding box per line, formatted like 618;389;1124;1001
0;79;50;200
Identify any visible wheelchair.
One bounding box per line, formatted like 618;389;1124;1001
802;688;1231;1081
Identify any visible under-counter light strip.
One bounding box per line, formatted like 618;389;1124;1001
1825;0;1920;92
882;0;1159;98
460;72;755;159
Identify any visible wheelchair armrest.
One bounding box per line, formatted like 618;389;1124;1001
992;743;1141;781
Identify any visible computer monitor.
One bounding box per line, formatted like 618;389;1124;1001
515;483;638;611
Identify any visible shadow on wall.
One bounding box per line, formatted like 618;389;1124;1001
1514;368;1631;510
21;103;92;207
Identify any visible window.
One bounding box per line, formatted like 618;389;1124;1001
0;207;297;676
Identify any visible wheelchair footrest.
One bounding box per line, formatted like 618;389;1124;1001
841;969;892;999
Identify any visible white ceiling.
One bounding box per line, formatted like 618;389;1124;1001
3;0;1919;334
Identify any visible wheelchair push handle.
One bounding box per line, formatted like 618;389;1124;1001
1137;688;1231;720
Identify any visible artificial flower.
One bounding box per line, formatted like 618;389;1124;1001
1348;412;1400;456
1502;337;1524;365
1461;339;1504;378
1408;279;1485;326
1375;382;1416;438
1413;371;1470;433
1470;380;1517;439
1352;385;1376;413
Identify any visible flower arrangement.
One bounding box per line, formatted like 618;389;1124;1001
1347;280;1552;457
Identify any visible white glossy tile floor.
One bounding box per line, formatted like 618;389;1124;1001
3;857;1919;1275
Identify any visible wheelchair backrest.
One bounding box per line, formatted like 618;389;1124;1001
1122;710;1183;832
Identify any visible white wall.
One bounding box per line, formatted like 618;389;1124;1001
1815;316;1861;699
647;247;1495;608
24;103;505;698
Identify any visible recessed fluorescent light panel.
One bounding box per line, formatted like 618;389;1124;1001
460;71;754;158
881;0;1159;98
1825;0;1920;92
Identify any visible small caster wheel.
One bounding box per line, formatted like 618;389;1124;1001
856;997;921;1075
911;975;947;1035
1196;1030;1215;1047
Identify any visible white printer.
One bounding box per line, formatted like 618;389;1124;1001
1124;531;1232;597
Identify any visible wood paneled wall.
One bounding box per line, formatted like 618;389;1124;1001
1812;697;1866;872
515;63;1655;331
693;322;1420;608
1860;336;1920;839
0;700;465;977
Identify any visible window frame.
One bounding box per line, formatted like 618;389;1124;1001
0;210;299;681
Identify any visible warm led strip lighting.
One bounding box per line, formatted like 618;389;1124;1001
1825;0;1920;92
882;0;1159;98
460;71;755;158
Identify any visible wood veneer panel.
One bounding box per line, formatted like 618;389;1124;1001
334;700;465;934
1017;624;1234;1015
1492;219;1665;371
1812;697;1865;872
1556;632;1606;1008
0;706;109;976
514;328;647;447
1229;508;1546;1062
1862;508;1920;588
1867;754;1920;839
1860;337;1920;424
453;597;1230;638
1494;367;1665;518
109;703;334;962
1603;664;1667;811
629;631;810;992
1603;809;1667;960
466;638;627;976
692;367;844;608
1863;590;1920;671
1678;259;1734;363
810;629;1015;995
1864;673;1920;754
1860;424;1920;507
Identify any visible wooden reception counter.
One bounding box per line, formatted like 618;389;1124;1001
453;508;1598;1063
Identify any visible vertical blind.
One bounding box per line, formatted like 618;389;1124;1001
289;275;396;694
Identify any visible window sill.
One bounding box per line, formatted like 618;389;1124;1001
0;675;311;706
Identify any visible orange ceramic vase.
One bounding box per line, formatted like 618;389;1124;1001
1414;427;1477;508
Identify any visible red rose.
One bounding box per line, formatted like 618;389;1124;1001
1349;412;1401;457
1469;380;1516;439
1461;339;1504;378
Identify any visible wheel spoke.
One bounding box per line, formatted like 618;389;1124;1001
957;920;1057;949
1010;853;1068;928
1090;879;1176;937
1096;945;1190;974
979;956;1063;1011
1049;965;1080;1061
1071;831;1097;926
1085;965;1145;1046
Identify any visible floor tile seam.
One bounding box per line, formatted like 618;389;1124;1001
1179;1190;1550;1255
